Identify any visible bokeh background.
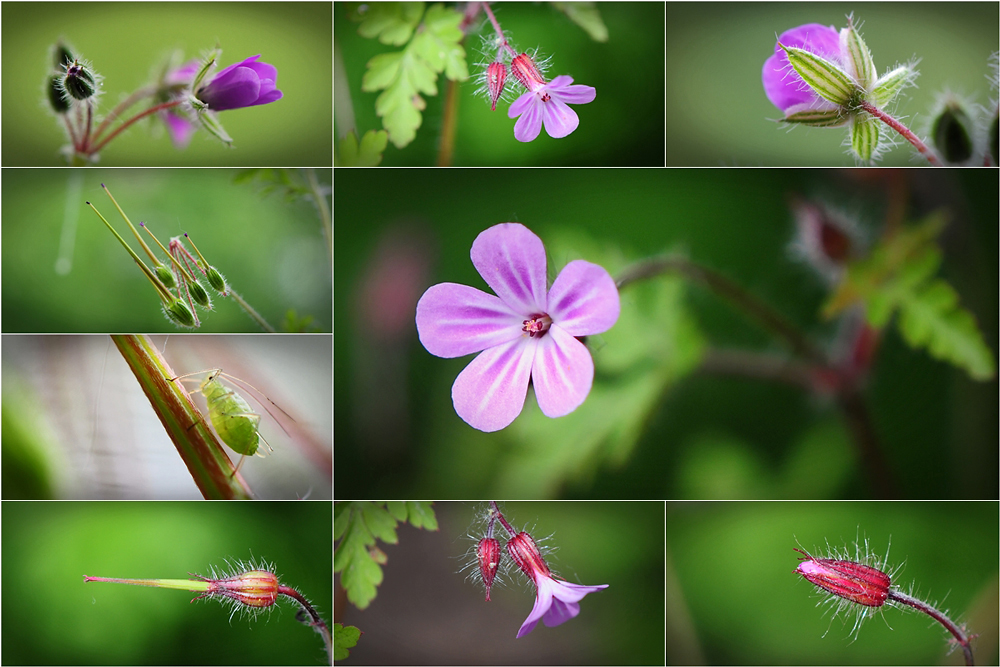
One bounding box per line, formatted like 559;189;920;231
2;2;331;166
1;168;331;333
1;501;332;665
335;2;665;166
336;501;665;665
667;501;999;665
667;2;999;166
2;335;332;499
333;168;997;500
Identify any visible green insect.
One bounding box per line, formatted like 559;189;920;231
171;368;286;474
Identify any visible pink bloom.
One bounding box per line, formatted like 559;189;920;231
507;53;596;142
762;23;842;114
506;531;608;638
415;223;619;432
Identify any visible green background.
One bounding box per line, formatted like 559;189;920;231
668;501;999;665
333;168;997;500
667;2;999;166
335;2;665;166
1;501;332;665
1;168;332;333
337;501;665;665
2;2;332;166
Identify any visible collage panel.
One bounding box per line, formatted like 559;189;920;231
1;500;332;665
667;2;999;167
334;500;665;665
2;1;331;167
667;501;999;665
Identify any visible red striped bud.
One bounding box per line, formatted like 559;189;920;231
487;62;507;112
794;548;890;607
476;537;501;600
197;568;279;608
506;531;550;584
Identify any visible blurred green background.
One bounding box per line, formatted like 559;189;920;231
2;2;331;166
667;501;999;665
667;2;999;166
335;2;665;166
2;335;332;499
1;501;332;665
1;168;331;333
333;169;997;500
337;501;665;665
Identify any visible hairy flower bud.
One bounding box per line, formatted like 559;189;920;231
164;299;196;328
505;531;550;583
487;61;507;111
932;102;974;164
197;568;279;608
510;53;546;92
63;61;97;100
476;537;501;601
47;75;70;113
794;547;890;607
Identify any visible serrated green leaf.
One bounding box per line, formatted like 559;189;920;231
420;4;469;80
386;501;408;521
334;502;352;540
405;501;439;530
362;52;406;92
334;623;361;662
361;503;400;544
334;504;385;609
552;2;609;42
354;2;425;45
336;129;388;166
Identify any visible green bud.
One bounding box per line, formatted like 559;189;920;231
155;264;177;289
189;280;212;309
47;75;70;113
52;42;74;70
206;267;227;294
932;103;974;164
164;300;196;328
63;61;97;100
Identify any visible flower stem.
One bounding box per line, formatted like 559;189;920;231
304;168;331;262
490;501;517;538
227;288;276;333
89;85;157;147
278;585;333;665
481;2;517;59
84;575;212;593
87;99;184;155
859;101;943;166
888;589;974;666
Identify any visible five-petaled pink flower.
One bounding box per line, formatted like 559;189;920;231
415;223;619;432
507;53;596;142
506;531;608;638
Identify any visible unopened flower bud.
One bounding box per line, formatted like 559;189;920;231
47;75;70;113
63;61;97;100
198;568;279;608
52;41;75;70
505;531;550;583
510;53;546;92
476;537;501;601
932;102;974;164
487;61;507;111
794;548;890;607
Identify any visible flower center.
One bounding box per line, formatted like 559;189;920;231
522;314;552;338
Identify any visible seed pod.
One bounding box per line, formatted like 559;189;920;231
155;264;177;290
63;61;97;100
164;299;196;328
188;280;212;309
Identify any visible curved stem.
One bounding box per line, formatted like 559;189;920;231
278;585;332;665
888;589;974;666
89;85;157;146
859;101;943;166
87;99;184;155
228;288;276;333
481;2;518;58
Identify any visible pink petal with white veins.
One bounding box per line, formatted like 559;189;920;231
512;97;544;142
549;76;596;104
547;260;620;336
471;224;548;315
531;325;594;418
416;283;523;358
541;98;580;138
452;336;536;432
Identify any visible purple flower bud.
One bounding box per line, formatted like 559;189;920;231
196;55;283;112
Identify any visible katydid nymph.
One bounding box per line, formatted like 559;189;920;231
170;368;291;475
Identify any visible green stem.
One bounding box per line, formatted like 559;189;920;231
437;78;460;166
304;168;332;262
112;335;252;499
228;289;276;333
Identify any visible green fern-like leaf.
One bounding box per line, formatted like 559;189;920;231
336;129;389;166
352;2;425;45
334;623;361;661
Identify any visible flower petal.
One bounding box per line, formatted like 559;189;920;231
416;283;523;358
470;223;548;316
200;67;261;111
512;97;543;142
549;76;596;105
547;260;620;336
531;325;594;418
508;91;535;119
452;337;536;432
516;576;555;638
540;98;580;139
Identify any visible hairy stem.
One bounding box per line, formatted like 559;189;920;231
860;101;943;166
279;585;333;665
304;168;332;262
889;589;974;666
89;85;157;146
87;99;184;155
227;289;276;333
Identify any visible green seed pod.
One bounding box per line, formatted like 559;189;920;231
932;103;974;164
189;280;212;309
164;299;196;328
52;42;74;70
155;264;177;289
47;75;70;114
206;267;227;294
63;61;97;100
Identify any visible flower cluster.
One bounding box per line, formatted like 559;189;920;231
415;223;620;432
465;503;608;638
476;5;596;141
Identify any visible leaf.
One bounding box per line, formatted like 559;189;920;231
336;129;389;166
361;503;399;544
416;4;469;80
552;2;609;42
333;623;361;661
404;501;439;530
352;2;425;45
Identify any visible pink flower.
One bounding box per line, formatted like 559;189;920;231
762;23;842;114
415;223;619;432
507;53;596;142
506;531;608;638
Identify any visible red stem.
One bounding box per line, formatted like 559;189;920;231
859;101;943;166
490;501;517;538
481;2;517;59
87;99;184;155
888;589;974;666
